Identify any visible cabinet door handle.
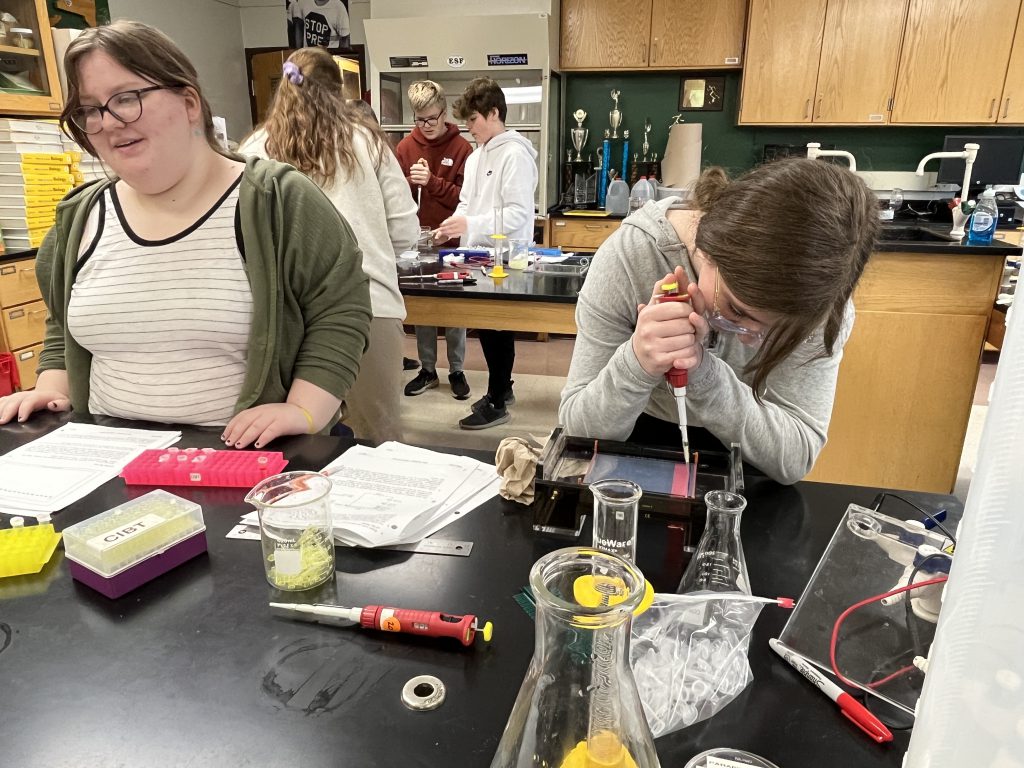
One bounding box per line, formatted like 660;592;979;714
583;224;604;231
28;309;46;316
989;98;997;119
804;99;811;119
1004;98;1011;119
17;266;33;273
814;96;822;120
641;42;647;62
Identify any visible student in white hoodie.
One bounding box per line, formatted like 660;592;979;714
435;77;538;429
241;47;418;443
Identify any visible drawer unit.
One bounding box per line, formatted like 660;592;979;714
0;258;40;308
0;257;44;390
14;342;43;391
3;300;47;350
549;218;621;250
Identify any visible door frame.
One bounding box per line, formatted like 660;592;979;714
245;44;367;126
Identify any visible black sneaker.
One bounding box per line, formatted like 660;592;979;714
471;382;515;411
448;371;471;400
459;400;510;430
403;356;420;371
404;369;439;396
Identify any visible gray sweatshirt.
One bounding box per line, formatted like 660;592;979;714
558;198;854;484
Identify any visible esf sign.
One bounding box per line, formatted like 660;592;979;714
487;53;529;66
446;56;465;68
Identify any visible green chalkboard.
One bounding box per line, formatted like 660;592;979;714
565;72;1024;176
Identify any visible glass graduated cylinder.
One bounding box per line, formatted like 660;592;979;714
245;471;335;591
677;490;750;594
591;479;642;562
490;547;660;768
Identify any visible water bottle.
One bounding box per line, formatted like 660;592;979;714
629;176;654;214
968;186;998;244
606;178;629;215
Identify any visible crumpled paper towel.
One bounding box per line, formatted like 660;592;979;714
495;436;543;504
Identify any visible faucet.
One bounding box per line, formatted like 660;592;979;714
806;142;857;172
916;143;980;238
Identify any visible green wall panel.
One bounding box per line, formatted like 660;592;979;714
564;72;1024;177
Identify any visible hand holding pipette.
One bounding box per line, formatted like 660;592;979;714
633;267;708;462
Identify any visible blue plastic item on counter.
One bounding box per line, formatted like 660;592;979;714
968;186;998;244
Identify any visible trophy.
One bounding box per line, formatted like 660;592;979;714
570;109;588;162
642;117;651;161
609;89;622;139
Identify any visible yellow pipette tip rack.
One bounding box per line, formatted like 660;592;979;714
0;523;62;578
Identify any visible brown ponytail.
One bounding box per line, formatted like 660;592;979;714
693;158;879;398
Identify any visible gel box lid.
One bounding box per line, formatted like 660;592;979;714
62;490;205;578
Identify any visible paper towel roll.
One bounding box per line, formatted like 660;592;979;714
662;122;702;189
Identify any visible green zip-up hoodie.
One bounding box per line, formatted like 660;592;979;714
35;157;372;423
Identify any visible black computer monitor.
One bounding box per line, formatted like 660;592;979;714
936;135;1024;193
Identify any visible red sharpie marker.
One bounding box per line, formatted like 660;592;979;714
770;638;893;743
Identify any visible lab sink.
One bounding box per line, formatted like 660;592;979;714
878;226;955;243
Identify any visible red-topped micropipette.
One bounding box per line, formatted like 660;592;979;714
270;602;494;647
655;280;691;463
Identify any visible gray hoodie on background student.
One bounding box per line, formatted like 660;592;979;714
558;197;854;485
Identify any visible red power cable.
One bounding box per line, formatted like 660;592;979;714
830;575;949;688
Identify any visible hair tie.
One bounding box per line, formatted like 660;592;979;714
283;61;304;85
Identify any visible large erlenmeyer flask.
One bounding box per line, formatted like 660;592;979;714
491;547;660;768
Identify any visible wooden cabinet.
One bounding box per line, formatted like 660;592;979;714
815;0;908;123
549;217;621;250
560;0;652;69
891;0;1020;123
999;1;1024;122
559;0;745;71
806;251;1004;492
0;257;44;390
740;0;908;124
649;0;746;69
0;0;64;117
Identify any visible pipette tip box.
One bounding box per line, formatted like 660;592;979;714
62;489;207;598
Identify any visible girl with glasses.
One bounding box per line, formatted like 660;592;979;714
559;159;879;484
0;21;372;448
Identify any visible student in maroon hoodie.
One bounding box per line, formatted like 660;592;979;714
395;81;474;401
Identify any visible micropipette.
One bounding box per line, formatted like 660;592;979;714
270;602;494;646
655;280;691;463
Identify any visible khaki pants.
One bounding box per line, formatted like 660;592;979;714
343;317;405;443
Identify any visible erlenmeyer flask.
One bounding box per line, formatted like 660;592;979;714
677;490;750;594
491;547;660;768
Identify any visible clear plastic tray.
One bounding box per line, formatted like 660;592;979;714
779;503;951;715
62;490;204;578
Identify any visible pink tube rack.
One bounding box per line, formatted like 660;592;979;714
120;447;289;487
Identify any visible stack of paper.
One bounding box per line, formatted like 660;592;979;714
0;119;74;251
238;442;500;547
0;423;180;518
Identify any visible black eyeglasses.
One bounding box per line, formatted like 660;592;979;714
413;111;443;127
68;85;174;135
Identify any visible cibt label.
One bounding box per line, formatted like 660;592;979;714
87;513;165;553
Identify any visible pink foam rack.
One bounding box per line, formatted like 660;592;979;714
120;447;289;487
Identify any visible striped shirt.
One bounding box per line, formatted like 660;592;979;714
67;177;253;426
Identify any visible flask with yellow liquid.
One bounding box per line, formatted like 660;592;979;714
490;547;660;768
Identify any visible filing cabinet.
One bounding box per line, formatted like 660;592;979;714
0;257;43;389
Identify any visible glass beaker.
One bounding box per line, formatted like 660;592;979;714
508;239;530;270
677;490;750;594
245;471;335;591
591;479;642;562
491;547;660;768
416;225;433;258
